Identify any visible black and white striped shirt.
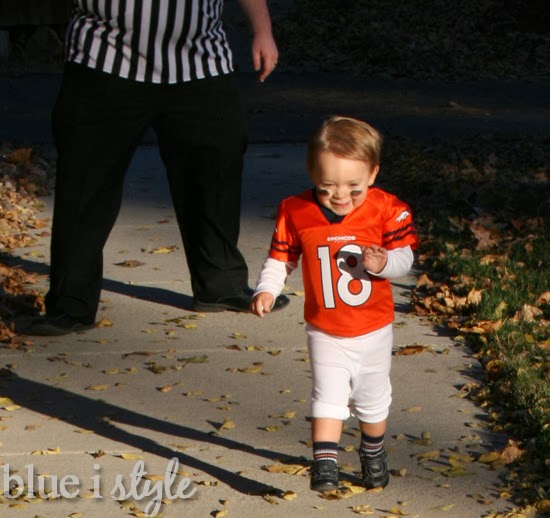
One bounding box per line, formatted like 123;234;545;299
66;0;234;84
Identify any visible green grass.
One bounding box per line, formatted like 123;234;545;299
380;135;550;506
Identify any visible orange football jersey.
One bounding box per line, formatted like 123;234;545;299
269;188;419;337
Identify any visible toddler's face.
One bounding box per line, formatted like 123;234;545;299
311;151;379;216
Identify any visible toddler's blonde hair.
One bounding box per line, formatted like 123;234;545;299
307;115;382;172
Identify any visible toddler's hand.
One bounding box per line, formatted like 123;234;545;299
361;245;388;274
251;292;275;318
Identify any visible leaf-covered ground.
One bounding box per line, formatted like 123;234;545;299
0;146;53;347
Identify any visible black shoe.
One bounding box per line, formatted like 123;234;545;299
310;460;339;492
27;314;96;336
359;447;389;489
191;289;290;313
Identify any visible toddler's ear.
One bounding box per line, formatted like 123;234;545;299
368;165;380;186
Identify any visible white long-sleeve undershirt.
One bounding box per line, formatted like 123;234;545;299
254;245;414;301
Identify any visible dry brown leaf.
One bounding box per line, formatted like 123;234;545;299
114;260;145;267
513;304;543;322
6;147;32;164
394;345;428;356
500;439;524;464
416;273;434;289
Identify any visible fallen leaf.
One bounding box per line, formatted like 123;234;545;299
96;317;113;328
114;260;145;267
86;384;109;391
219;417;235;431
394;345;429;356
403;406;422;413
119;453;144;460
148;245;178;254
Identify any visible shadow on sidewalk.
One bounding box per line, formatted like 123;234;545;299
0;367;300;496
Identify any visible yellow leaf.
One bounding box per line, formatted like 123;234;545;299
432;504;456;511
158;385;172;393
96;317;113;328
262;426;279;432
0;397;14;405
103;368;119;375
219;418;235;431
3;404;21;411
415;450;440;460
282;491;297;500
238;366;263;374
150;245;178;254
444;466;473;477
86;384;109;391
181;323;198;329
348;485;366;494
478;452;500;464
31;447;61;455
245;345;265;351
120;453;144;460
183;390;203;396
214;510;229;518
47;372;68;382
351;504;375;515
403;406;422;413
388;506;408;515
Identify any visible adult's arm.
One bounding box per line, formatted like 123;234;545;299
236;0;279;81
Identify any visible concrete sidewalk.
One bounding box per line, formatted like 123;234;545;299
0;144;514;517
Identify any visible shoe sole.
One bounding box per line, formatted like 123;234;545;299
191;301;246;313
28;322;96;336
192;294;290;313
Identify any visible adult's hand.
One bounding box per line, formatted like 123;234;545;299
237;0;279;82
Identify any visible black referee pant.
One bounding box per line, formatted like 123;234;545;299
46;63;249;322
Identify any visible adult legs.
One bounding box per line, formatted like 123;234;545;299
45;64;153;322
153;75;249;301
